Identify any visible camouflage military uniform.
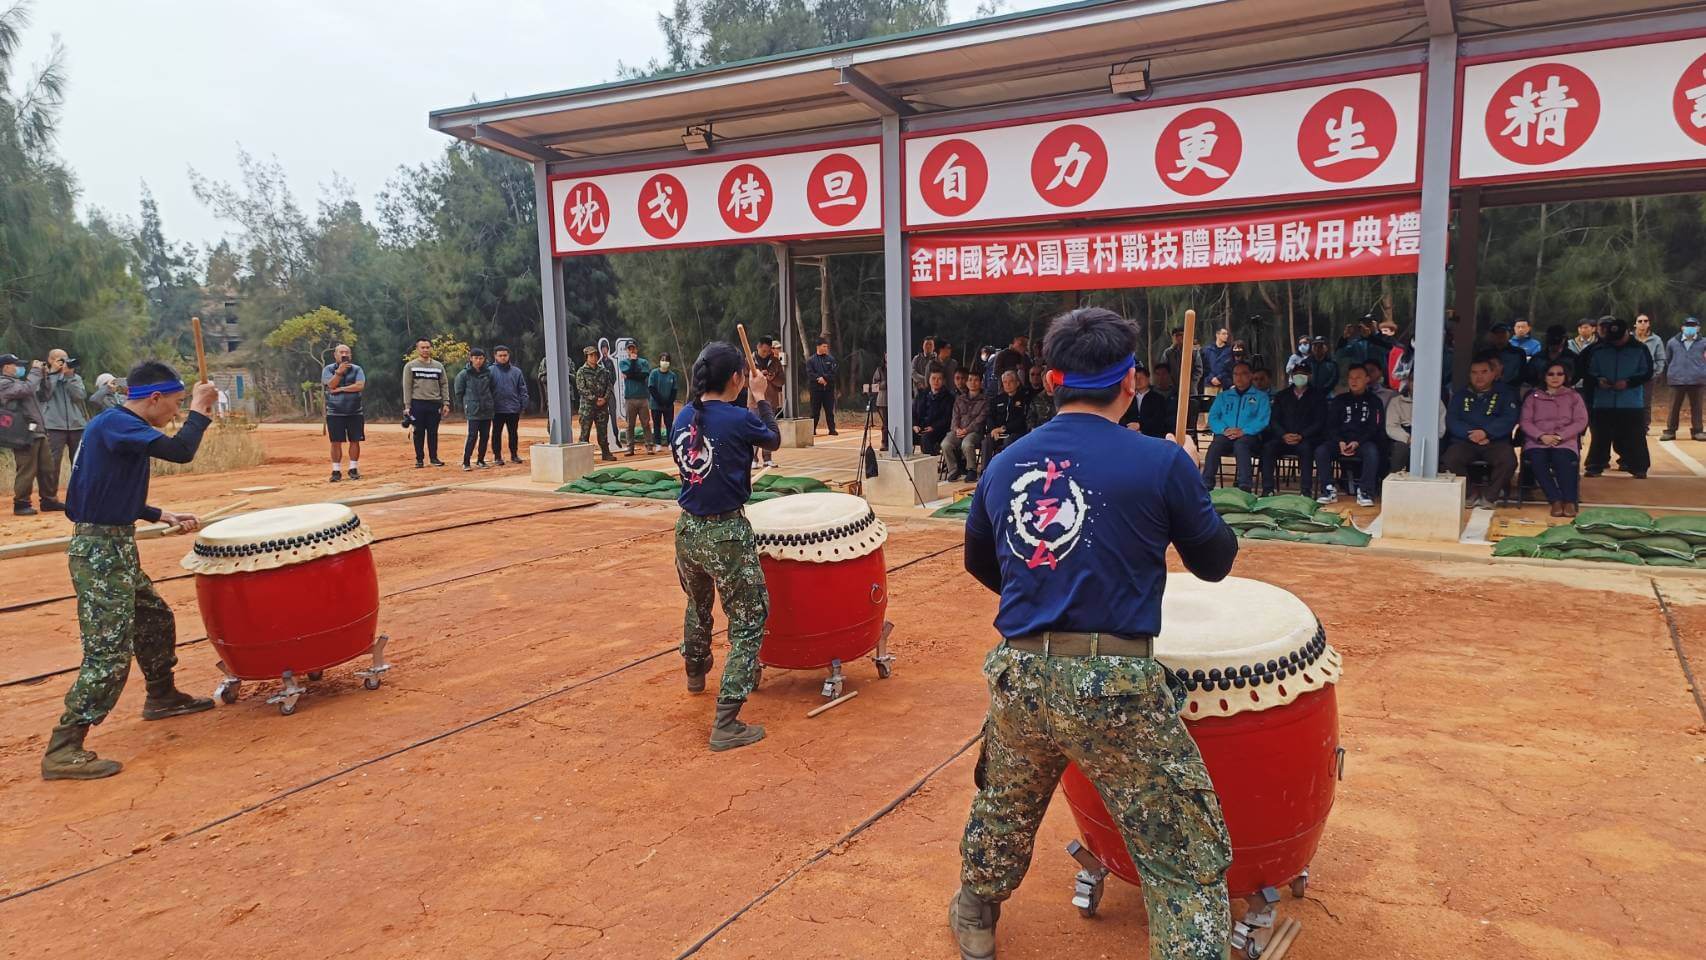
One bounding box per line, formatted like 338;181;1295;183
1024;390;1055;431
963;645;1232;960
574;361;614;456
673;512;766;702
58;524;179;727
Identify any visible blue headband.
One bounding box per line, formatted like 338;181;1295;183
1051;354;1136;390
127;379;186;400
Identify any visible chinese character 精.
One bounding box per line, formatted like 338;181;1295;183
1167;122;1231;182
1499;75;1579;148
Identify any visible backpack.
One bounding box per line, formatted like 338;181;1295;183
0;396;39;449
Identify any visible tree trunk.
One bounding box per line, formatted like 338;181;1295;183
1287;281;1295;354
1528;203;1548;324
818;258;831;339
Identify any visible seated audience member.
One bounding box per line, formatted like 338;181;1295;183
1251;367;1274;396
1119;362;1171;439
950;366;968;398
1024;364;1055;430
980;370;1029;467
1315;365;1384;507
1442;355;1521;507
1362;361;1396;405
1522;359;1590;517
1383;363;1445;470
1200;361;1270;492
1262;367;1327;497
1487;322;1530;391
944;373;990;481
913;368;954;457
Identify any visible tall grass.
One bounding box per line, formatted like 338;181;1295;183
152;417;266;477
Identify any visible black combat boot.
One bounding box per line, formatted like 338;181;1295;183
141;676;216;721
947;886;1000;960
709;699;764;752
685;654;714;694
41;724;123;780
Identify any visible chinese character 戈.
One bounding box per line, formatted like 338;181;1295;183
1499;75;1579;148
1167;121;1230;182
818;171;858;208
1314;105;1381;168
933;153;967;202
570;185;605;236
645;180;679;230
1047;141;1093;191
726;171;767;222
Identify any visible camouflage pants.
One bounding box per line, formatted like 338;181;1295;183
578;405;611;455
674;512;767;702
962;646;1232;960
58;525;179;727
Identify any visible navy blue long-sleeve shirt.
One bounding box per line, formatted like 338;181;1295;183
66;408;210;525
1446;384;1520;443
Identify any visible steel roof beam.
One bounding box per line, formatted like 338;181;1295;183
473;123;574;162
1424;0;1455;36
835;64;915;117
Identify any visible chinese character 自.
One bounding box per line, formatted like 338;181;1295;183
725;171;767;222
1349;216;1383;257
1313;105;1380;168
1499;75;1579;148
933;153;967;202
1167;122;1230;182
1280;221;1312;263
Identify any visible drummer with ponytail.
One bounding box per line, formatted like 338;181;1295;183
668;340;781;752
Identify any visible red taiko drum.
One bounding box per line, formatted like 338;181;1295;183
1061;576;1342;942
183;503;388;714
747;492;894;697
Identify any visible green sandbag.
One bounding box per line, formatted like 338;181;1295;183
1573;506;1655;535
932;498;974;519
1654;515;1706;545
1622;536;1696;561
1281;514;1342;533
1221;512;1279;530
1492;535;1548;558
768;475;831;493
1302;526;1372;547
1210;488;1257;515
558;482;596;494
1641;554;1697;568
618;469;673;485
1240;527;1307;542
752;474;780;491
582;467;633;483
1536;548;1565;560
1254;494;1319;521
1536;526;1620;552
645;489;681;500
1559;547;1644;565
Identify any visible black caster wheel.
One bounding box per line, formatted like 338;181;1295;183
279;701;297;716
1289;872;1309;899
307;671;324;682
217;685;239;705
874;660;892;679
1244;939;1263;959
363;676;381;691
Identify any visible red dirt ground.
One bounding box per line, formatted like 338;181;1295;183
1;479;1702;959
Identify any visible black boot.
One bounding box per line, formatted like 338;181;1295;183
947;887;1000;960
709;699;765;752
685;654;714;694
41;724;123;780
141;676;215;721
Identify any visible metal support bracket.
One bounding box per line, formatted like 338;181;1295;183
1065;840;1109;917
213;660;241;705
834;65;914;117
873;621;896;679
822;658;846;700
355;634;392;691
267;670;306;716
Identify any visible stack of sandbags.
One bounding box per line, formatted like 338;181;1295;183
559;469;833;504
1492;509;1706;567
1210;490;1372;548
932;496;974;519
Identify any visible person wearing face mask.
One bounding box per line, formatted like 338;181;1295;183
1662;316;1706;442
1634;315;1665;434
1261;368;1327;498
1383;362;1445;472
649;351;682;456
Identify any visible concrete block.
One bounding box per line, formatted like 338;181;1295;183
778;418;816;449
530;443;595;485
1378;473;1466;542
863;454;938;508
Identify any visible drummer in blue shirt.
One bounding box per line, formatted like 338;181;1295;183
949;307;1239;960
669;341;781;753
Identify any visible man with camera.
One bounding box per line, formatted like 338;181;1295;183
0;353;52;515
37;349;88;511
322;343;365;482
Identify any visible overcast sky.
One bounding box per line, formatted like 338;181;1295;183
14;0;1054;250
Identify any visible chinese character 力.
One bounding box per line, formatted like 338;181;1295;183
1499;75;1579;148
570;186;605;237
1167;122;1231;182
818;171;859;208
1313;105;1381;168
726;171;767;222
933;153;967;202
1047;141;1093;191
645;180;679;230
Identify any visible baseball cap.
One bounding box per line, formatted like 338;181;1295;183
0;353;20;366
583;345;598;356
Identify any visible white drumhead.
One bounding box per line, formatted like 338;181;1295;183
747;492;887;563
182;503;373;575
1157;576;1340;718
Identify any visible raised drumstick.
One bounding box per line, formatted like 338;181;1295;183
190;315;209;384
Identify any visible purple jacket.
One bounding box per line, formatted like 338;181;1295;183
1520;388;1588;454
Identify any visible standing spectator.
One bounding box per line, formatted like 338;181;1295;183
992;334;1031;388
869;356;889;452
980;370;1029;467
488;346;529;466
1662;316;1705;441
1522;360;1590;517
1634;314;1666;434
750;339;782;467
1334;321;1372;369
321;343;365;482
454;348;496;471
913;368;954;457
1362;361;1396;405
1303;336;1340;393
945;372;990;481
618;341;653;456
910;336;937;393
971;345;993;387
1315;365;1384;507
536;355;550;417
950;367;968;398
1383;364;1445;472
1568;318;1599;405
805;338;838;436
1284;335;1312;376
38;349;86;510
1161;327;1199;390
1510;318;1541;358
1442;357;1521;507
1374;320;1410;388
1150;362;1177;409
402;338;450;468
1583;316;1653;479
1200;327;1235;397
1487;323;1529;390
1024;364;1054;430
89;373;124;413
649;352;682;459
1262;367;1327;497
1119;362;1171;439
0;354;48;515
1525;325;1577;388
1200;361;1270;492
934;339;960;383
575;346;615;462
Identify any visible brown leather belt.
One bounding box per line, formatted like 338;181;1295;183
1005;632;1154;658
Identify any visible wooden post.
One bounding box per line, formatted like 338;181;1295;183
1173;309;1197;447
190;316;208;384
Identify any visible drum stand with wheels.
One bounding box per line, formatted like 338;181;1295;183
819;621;897;699
1065;841;1311;960
214;634;392;716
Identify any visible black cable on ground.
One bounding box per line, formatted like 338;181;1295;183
1651;579;1706;726
673;731;983;960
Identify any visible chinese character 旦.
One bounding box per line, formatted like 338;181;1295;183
911;247;937;283
1168;121;1230;182
1688;69;1706;129
1064;238;1090;275
934;153;968;202
1500;75;1579;148
1120;233;1147;272
1150;232;1181;270
959;246;985;281
1314;105;1380;168
818;171;858;209
1280;221;1313;263
1314;219;1346;260
1247;223;1278;264
570;186;605;236
726;171;767;222
985;244;1011;279
646;180;680;230
936;246;959;281
1349;215;1384;257
1048;141;1094;191
1212;226;1244;267
1037;240;1064;276
1181;228;1211;270
1092;236;1119;273
1387;212;1422;257
1010;243;1037;276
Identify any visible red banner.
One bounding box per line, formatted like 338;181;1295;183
907;197;1421;297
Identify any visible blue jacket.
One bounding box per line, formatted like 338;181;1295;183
1200;343;1236;389
1496;344;1529;388
1664;334;1706;386
1207;386;1270;437
1584;340;1653;410
1446;384;1520;442
488;362;530;414
1510;334;1542;357
647;368;679;410
618;357;652;401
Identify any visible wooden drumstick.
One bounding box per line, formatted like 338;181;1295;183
806;689;858;718
190;315;209;384
1172;308;1196;448
735;323;759;378
166;497;252;535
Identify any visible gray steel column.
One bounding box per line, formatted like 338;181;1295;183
533;161;574;444
881;113;912;453
1408;32;1457;478
774;243;799;419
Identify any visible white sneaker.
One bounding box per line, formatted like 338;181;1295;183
1316;487;1338;505
1356;491;1375;507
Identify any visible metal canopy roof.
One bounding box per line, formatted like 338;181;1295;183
429;0;1691;165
